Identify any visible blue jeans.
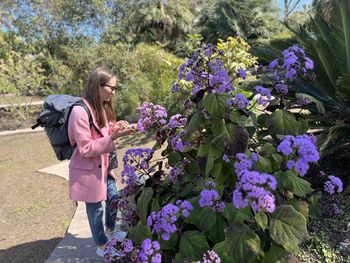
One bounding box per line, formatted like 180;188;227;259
85;175;118;246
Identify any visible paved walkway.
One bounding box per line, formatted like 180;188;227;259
38;162;103;263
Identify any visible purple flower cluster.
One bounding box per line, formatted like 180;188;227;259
296;96;311;106
233;170;277;213
199;189;225;212
109;198;136;226
176;200;194;218
104;238;162;263
104;238;136;263
277;135;319;176
137;239;162;263
171;131;191;152
227;93;250;109
269;45;314;81
169;166;183;182
121;148;154;196
255;86;272;106
137;102;167;132
147;201;193;241
237;68;247;79
168;114;187;129
196;250;221;263
234;152;259;176
176;45;235;97
324;176;343;195
275;82;288;95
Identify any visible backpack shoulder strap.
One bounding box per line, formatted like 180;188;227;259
73;100;102;136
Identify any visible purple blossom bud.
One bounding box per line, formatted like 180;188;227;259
324;176;343;195
297;96;311;106
237;68;247;79
275;83;289;95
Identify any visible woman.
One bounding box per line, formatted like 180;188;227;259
67;66;134;257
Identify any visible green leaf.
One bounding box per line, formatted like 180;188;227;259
226;222;261;263
255;212;268;230
175;253;184;262
283;171;313;197
160;233;178;250
259;143;275;156
256;156;272;173
203;93;230;119
208;214;226;243
186;110;205;138
212;123;249;156
287;199;309;219
211;161;223;179
205;143;221;176
179;231;210;260
269;205;310;251
213;241;232;263
128;223;152;246
168;152;182;166
185;197;201;225
223;203;251;223
199;207;217;232
261;245;289;263
136;187;153;224
266;110;299;138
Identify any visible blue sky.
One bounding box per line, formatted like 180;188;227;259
278;0;313;10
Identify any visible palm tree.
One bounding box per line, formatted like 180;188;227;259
115;0;195;50
196;0;281;44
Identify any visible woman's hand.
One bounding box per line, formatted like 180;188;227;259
111;120;135;140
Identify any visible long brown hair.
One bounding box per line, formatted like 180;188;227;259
84;66;116;127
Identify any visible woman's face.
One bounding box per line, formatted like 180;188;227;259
100;76;117;102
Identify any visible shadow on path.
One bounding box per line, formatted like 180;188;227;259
0;238;61;263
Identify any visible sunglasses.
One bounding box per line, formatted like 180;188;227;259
103;83;121;92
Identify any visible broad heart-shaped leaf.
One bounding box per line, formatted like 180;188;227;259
136;187;153;224
185;110;205;138
282;170;313;198
160;232;178;250
208;213;226;243
199;207;217;232
127;222;152;246
197;142;221;176
226;222;261;263
206;143;221;176
203;93;230;119
213;241;232;263
185;196;201;225
179;231;209;260
223;203;251;223
168;152;182;167
255;212;268;230
212;122;249;156
269;205;310;251
261;245;289;263
266;110;299;138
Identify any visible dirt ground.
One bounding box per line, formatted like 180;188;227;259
0;132;76;263
0;129;157;263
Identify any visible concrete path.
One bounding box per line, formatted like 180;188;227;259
38;162;103;263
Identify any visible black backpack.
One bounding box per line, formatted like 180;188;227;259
31;94;94;160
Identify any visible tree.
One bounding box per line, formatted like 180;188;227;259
103;0;195;51
0;0;108;55
197;0;282;44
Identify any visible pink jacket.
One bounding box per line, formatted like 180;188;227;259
68;99;116;202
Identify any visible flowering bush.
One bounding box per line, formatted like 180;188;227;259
106;44;343;262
